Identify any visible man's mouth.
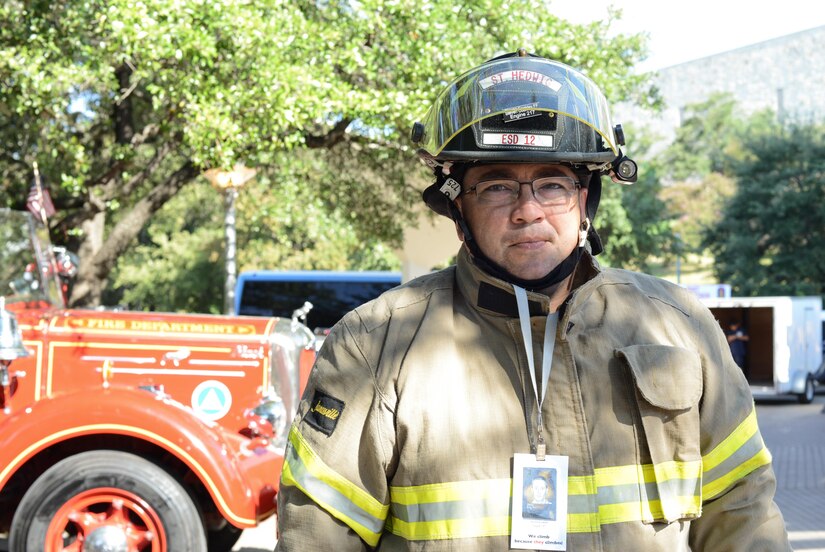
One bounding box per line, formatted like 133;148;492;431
510;238;548;249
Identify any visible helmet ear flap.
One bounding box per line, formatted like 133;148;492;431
584;173;602;222
575;171;604;256
421;163;473;219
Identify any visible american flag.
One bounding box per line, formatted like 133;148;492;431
26;165;55;224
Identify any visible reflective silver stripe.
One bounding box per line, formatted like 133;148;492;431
704;431;766;486
568;479;701;515
389;474;701;524
391;496;510;523
569;494;594;514
284;440;386;535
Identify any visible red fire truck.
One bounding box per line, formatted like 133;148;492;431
0;208;314;551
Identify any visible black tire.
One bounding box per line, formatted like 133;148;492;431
9;450;207;552
798;377;815;404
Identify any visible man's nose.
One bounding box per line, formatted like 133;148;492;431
511;183;546;222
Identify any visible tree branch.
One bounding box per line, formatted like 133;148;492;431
305;118;352;148
96;160;199;275
69;161;199;306
114;63;135;145
107;140;175;199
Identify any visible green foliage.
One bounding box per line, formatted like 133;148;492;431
599;123;673;270
649;94;780;276
235;148;408;273
658;92;778;181
106;182;224;312
660;172;735;255
704;124;825;296
659;93;743;180
0;0;656;310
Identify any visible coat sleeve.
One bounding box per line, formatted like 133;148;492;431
687;302;791;551
276;308;395;551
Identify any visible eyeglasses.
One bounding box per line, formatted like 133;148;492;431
464;176;581;210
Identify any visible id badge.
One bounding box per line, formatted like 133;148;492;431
511;453;569;551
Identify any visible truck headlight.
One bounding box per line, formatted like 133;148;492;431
241;394;289;447
247;394;287;441
266;317;314;450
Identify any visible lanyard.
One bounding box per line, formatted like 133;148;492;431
514;285;558;461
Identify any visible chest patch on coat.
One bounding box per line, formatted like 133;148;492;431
306;390;345;436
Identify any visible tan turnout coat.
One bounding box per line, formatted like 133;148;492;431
277;249;790;551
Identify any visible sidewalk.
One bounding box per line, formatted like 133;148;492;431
758;395;825;551
772;444;825;551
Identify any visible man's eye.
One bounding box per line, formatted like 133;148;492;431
479;182;514;194
535;182;563;193
536;178;574;193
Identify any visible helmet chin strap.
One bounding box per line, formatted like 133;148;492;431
448;202;583;292
579;217;591;248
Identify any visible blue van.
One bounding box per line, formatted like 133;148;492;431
235;270;402;333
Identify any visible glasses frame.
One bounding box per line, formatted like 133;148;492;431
463;176;582;210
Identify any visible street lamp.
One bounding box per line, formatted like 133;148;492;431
203;165;257;315
674;232;682;285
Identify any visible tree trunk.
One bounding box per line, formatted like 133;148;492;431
69;161;199;307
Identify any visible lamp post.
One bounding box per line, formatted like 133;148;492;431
674;232;682;285
203;165;257;315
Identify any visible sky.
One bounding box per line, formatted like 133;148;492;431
549;0;825;72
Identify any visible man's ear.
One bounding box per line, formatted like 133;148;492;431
579;187;589;220
453;197;466;242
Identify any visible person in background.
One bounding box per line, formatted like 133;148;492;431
275;49;790;551
725;320;750;374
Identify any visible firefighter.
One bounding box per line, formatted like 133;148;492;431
276;51;790;550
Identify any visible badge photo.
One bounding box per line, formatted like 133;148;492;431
511;453;569;551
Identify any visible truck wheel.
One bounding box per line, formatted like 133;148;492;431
798;377;815;404
9;450;207;552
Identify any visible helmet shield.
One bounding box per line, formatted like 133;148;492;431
415;55;618;164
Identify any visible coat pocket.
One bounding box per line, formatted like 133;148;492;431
616;344;703;523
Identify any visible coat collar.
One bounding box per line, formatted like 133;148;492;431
455;246;600;318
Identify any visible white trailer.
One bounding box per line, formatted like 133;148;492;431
699;296;822;403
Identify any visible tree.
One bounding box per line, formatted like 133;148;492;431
598;122;673;271
653;94;777;272
659;93;747;181
1;0;654;308
704;124;825;296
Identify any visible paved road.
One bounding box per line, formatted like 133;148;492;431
233;516;275;552
757;393;825;551
235;392;825;551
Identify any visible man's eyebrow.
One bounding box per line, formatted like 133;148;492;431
474;168;569;180
474;169;513;180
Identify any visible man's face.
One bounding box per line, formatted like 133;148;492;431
455;163;588;281
531;477;548;501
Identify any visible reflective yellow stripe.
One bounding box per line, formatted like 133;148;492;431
593;460;701;487
703;407;759;471
282;427;389;546
285;407;771;544
388;478;512;540
597;494;701;524
701;406;773;500
703;446;772;500
386;515;511;540
388;459;703;540
391;478;512;505
568;512;600;533
568;475;596;496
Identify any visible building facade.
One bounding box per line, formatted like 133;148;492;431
617;25;825;148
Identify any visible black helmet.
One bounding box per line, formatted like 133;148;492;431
412;50;636;225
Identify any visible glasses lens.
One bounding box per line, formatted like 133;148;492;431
474;180;519;204
472;177;578;209
533;177;577;206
